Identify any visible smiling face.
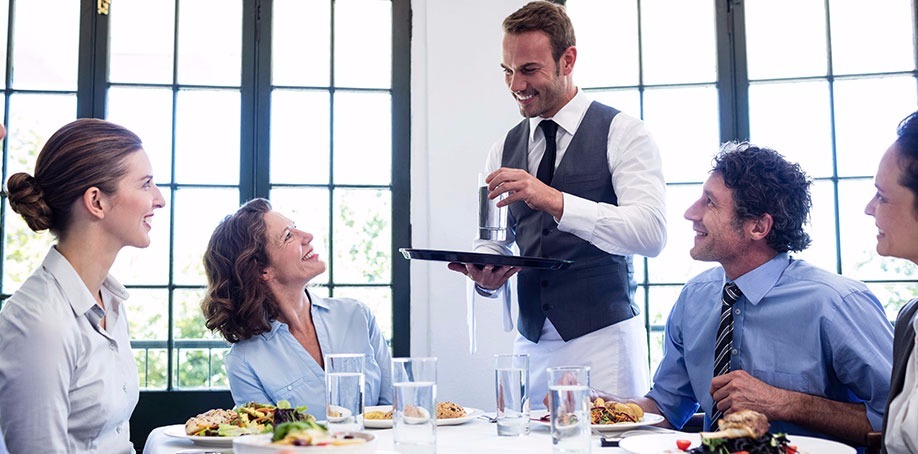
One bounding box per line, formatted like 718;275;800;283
103;150;165;249
684;173;755;275
865;143;918;263
261;210;326;286
501;30;576;119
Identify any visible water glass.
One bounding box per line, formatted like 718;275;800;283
325;353;366;433
391;357;437;454
478;172;508;241
495;354;530;436
548;366;591;453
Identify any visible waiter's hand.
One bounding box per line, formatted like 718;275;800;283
487;167;564;219
447;262;519;291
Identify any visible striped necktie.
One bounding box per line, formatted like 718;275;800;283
711;281;742;429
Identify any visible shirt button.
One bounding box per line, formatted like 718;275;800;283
731;348;738;355
116;425;122;434
109;343;116;351
287;385;293;391
122;384;127;392
734;308;741;315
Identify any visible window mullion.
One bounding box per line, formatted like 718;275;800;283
715;0;749;142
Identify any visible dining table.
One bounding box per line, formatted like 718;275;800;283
142;413;683;453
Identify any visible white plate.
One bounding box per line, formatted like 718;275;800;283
531;411;666;432
618;432;856;454
363;405;483;429
233;432;376;454
162;424;247;447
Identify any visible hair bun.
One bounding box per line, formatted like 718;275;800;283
5;172;54;232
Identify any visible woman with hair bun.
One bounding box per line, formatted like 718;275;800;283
0;118;165;453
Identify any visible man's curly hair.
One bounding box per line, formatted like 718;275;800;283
713;142;812;253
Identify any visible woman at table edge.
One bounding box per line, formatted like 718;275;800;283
865;110;918;454
201;198;392;419
0;119;166;453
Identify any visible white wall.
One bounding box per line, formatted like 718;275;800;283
410;0;530;410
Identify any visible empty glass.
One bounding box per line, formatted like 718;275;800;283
495;354;530;436
325;353;366;433
478;172;508;241
391;357;437;454
547;366;591;453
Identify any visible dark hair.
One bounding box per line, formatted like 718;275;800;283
894;111;918;213
3;118;142;238
201;198;279;343
503;1;576;63
713;142;812;253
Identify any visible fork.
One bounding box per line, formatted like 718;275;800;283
477;414;498;423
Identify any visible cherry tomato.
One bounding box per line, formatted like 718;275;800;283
675;439;692;450
786;445;798;454
734;451;750;454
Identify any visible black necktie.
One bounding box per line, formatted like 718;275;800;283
537;120;558;185
711;282;743;429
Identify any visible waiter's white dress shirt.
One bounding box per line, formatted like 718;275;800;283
886;314;918;453
470;89;666;407
0;247;139;453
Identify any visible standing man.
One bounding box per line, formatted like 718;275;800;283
449;0;666;406
627;142;893;445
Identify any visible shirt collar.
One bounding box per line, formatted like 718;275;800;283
41;246;129;317
732;252;791;306
527;88;590;142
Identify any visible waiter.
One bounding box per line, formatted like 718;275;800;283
449;0;666;407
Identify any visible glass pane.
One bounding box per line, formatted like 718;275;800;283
789;180;837;273
126;289;169;341
174;89;241;185
647;184;720;284
334;286;392;341
333;91;391;185
582;89;641;120
837;178;911;281
174;348;217;389
745;0;827;80
176;0;242;86
269;187;332;287
11;0;79;90
643;85;720;183
107;87;176;182
567;0;640;88
640;0;716;85
109;0;176;84
270;89;331;184
0;0;8;90
647;285;684;375
829;0;915;75
174;288;216;340
135;348;168;390
172;188;240;286
633;256;646;286
332;188;391;284
2;203;54;294
868;282;918;321
273;0;330;87
749;80;833;178
834;76;918;177
210;348;230;388
111;191;172;286
335;0;391;89
6;94;76;177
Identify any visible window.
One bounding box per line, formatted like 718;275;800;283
566;0;918;374
0;0;410;391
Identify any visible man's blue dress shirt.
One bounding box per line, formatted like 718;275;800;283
647;253;893;439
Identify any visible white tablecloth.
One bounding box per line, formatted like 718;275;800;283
142;417;680;453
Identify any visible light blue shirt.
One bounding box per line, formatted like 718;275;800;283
647;253;893;439
224;289;393;418
0;247;139;453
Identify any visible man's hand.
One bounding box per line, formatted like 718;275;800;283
446;262;520;291
487;167;564;219
710;370;790;421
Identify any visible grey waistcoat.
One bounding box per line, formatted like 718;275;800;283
501;101;638;343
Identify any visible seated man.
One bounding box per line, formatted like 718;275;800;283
629;142;893;446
